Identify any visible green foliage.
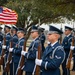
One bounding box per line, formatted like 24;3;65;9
0;0;7;6
1;0;75;39
1;0;75;27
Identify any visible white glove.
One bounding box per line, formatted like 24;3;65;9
9;48;13;52
35;58;42;66
21;50;27;56
47;41;50;45
2;45;6;49
70;46;75;50
0;41;1;43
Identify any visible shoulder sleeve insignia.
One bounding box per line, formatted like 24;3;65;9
55;55;61;59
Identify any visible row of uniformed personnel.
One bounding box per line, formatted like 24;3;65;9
0;25;75;75
0;25;46;75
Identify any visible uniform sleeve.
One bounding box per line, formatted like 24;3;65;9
13;40;24;55
13;36;18;43
12;36;18;47
5;35;11;53
0;34;3;41
25;49;37;59
41;48;65;70
66;38;72;49
25;41;39;59
0;42;2;54
62;37;72;50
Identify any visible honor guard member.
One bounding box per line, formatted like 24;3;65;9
9;27;25;75
0;26;3;55
39;28;46;53
69;33;75;71
9;25;18;75
71;39;75;71
2;25;11;59
62;26;73;75
11;25;18;48
71;29;75;71
0;26;3;71
21;26;41;75
35;25;65;75
2;25;11;75
72;35;75;71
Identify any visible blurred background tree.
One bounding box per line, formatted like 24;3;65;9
0;0;75;39
0;0;7;6
0;0;75;26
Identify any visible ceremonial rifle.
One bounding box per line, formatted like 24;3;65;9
16;39;26;75
0;36;6;65
4;40;13;72
66;25;74;70
35;43;41;75
32;42;41;75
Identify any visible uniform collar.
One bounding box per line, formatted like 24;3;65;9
13;34;17;36
66;33;71;37
51;41;58;47
19;37;24;41
6;32;10;35
33;37;39;42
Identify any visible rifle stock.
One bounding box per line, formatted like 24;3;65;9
66;36;74;69
16;40;26;75
0;37;6;65
60;24;62;44
4;41;13;72
35;43;41;75
60;34;62;44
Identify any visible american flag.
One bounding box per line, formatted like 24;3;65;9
0;6;18;25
